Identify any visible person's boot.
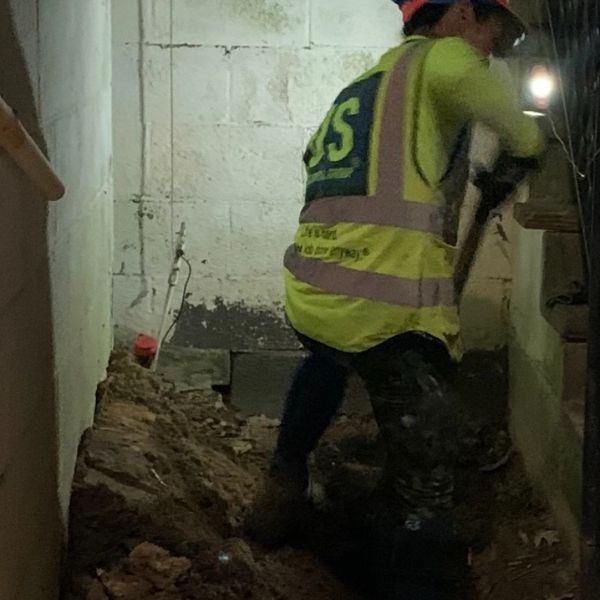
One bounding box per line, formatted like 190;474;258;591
244;455;311;549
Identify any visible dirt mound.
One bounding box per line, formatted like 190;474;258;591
63;351;579;600
64;352;357;600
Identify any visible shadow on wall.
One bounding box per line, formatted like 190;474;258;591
0;2;63;598
461;290;511;353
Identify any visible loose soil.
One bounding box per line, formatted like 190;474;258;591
62;351;579;600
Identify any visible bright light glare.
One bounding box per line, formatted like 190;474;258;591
528;66;556;102
523;110;546;118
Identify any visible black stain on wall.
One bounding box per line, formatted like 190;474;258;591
171;297;299;351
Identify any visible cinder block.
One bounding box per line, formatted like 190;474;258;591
173;0;309;47
230;47;298;125
140;45;173;198
310;0;402;48
173;47;231;126
173;199;232;275
112;0;171;45
113;43;172;199
112;0;139;44
156;345;231;390
173;123;305;203
230;46;383;127
113;198;174;277
229;200;298;278
113;42;143;198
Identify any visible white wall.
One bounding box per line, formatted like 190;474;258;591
0;1;113;598
41;0;114;512
112;0;516;352
112;0;401;350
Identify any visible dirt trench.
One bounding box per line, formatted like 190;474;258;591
62;351;579;600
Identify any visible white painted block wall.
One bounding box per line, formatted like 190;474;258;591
112;0;516;351
112;0;401;349
0;1;113;597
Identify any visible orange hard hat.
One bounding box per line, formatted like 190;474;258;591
393;0;526;37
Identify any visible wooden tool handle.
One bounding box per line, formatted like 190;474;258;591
454;213;487;299
0;95;65;201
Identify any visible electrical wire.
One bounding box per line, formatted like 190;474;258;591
169;0;176;261
547;111;585;179
161;256;193;345
543;1;586;191
542;0;592;266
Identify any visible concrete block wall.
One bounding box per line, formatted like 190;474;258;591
0;1;113;598
112;0;516;352
509;224;583;558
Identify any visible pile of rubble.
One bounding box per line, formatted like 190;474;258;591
64;351;357;600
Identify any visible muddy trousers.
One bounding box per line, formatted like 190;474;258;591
274;332;459;521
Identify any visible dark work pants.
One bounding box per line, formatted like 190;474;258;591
274;331;458;521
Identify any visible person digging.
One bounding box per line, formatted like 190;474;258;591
246;1;544;597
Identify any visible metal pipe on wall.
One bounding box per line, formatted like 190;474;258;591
0;94;65;201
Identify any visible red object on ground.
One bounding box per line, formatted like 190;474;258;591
134;334;158;367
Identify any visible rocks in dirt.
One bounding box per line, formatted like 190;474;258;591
127;543;192;587
196;538;256;585
67;352;261;577
92;543;192;599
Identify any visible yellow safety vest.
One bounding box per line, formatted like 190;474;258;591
284;36;543;361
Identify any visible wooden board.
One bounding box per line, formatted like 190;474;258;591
513;202;581;232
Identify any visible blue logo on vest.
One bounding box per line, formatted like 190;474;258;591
304;72;382;203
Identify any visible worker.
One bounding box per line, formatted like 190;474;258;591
247;0;544;596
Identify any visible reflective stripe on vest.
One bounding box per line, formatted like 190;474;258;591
284;245;455;307
298;194;442;235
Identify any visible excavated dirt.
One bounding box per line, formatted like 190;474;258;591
63;351;579;600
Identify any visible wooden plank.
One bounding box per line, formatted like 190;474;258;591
513;202;581;232
542;304;589;341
